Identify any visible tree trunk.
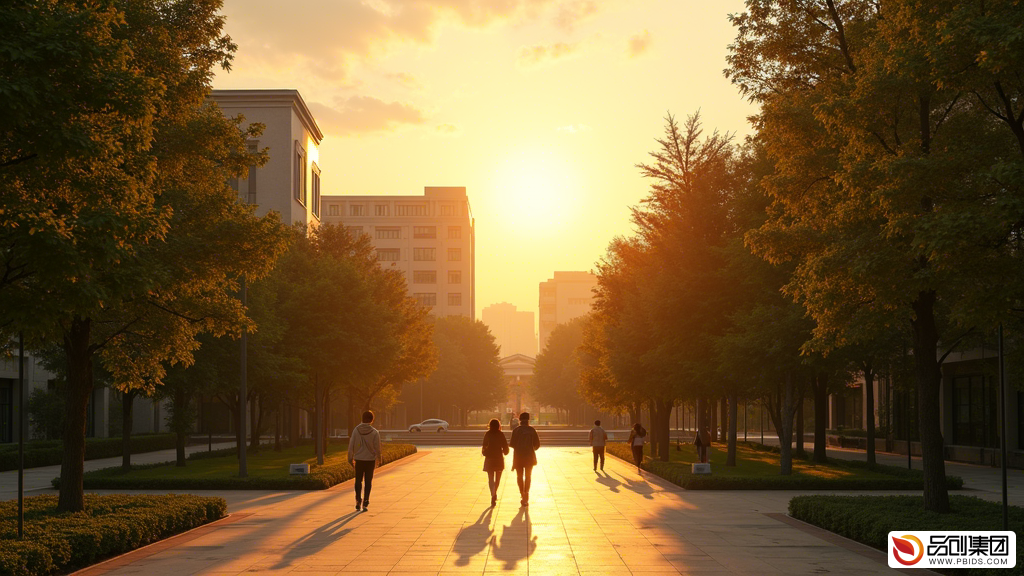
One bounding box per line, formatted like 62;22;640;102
864;364;876;465
813;374;828;463
767;373;801;476
720;398;728;444
796;397;804;455
314;376;324;465
174;387;187;467
657;399;672;462
232;398;243;459
274;401;282;452
323;388;331;447
711;398;719;442
911;290;949;512
249;394;259;452
121;389;136;471
58;317;93;512
727;391;738;466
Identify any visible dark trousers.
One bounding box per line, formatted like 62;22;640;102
631;445;644;469
354;460;375;503
592;446;605;469
516;466;533;500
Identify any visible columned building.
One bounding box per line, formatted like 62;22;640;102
538;271;598;351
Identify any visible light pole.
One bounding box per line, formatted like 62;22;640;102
17;332;25;540
239;276;248;478
998;324;1008;530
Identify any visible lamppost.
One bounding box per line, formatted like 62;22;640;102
239;276;248;478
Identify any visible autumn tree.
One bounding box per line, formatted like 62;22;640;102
422;315;503;426
531;317;588;423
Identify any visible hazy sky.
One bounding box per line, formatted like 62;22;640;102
213;0;756;324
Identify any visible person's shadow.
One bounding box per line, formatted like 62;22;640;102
452;508;493;566
616;473;655;499
595;470;621;493
272;511;361;569
490;508;536;570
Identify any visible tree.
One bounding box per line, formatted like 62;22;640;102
531;317;587;422
423;316;503;425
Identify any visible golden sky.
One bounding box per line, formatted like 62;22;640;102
213;0;755;328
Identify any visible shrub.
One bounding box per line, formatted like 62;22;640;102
26;389;64;441
0;434;179;472
789;495;1023;575
0;494;225;576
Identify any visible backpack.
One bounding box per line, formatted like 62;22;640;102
638;426;647;437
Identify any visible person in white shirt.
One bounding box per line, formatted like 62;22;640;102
626;422;647;474
589;420;608;471
348;410;381;512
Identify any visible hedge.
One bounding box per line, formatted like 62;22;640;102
0;434;179;472
0;494;226;576
606;442;963;490
789;495;1023;575
60;443;417;490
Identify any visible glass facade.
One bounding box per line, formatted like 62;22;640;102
952;375;998;448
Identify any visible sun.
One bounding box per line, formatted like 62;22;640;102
489;146;576;232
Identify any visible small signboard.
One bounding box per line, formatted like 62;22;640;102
691;463;711;475
289;463;310;475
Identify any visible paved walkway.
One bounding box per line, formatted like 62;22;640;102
79;446;935;575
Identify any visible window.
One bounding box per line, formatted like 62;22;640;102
329;204;339;217
447;248;461;261
246;141;258;205
293;142;305;205
375;204;389;216
448;270;461;284
441;205;453;216
414;293;437;307
350;204;365;216
568;298;589;305
346;226;363;237
396;204;427;216
448;293;462;306
376;227;400;240
448;226;461;239
413;270;437;284
952;375;998;448
377;248;400;262
414;248;436;261
413;226;436;239
311;163;321;218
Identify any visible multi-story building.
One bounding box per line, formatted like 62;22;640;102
538;271;598;351
482;303;537;358
209;89;324;225
320;187;475;318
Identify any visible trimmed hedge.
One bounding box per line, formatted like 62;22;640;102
607;442;963;490
789;495;1024;575
61;443;417;490
0;434;179;472
0;494;226;576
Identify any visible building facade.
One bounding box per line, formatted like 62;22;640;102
538;271;598;351
209;89;324;226
482;302;537;357
320;187;476;318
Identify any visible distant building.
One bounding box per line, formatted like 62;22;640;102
538;271;598;351
320;187;475;318
482;303;537;357
209;89;324;225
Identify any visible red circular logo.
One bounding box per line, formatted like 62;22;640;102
892;535;924;566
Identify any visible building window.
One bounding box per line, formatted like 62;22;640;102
376;227;401;240
246;141;258;205
293;142;305;205
447;248;461;261
413;226;436;239
441;205;454;216
414;293;437;307
414;248;436;261
448;226;461;239
311;163;321;218
350;205;365;216
448;293;462;306
377;248;400;262
413;270;437;284
347;226;363;237
375;204;389;216
448;270;461;284
329;204;339;217
952;375;998;448
396;204;427;216
568;298;589;305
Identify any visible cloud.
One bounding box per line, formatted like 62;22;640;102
518;42;580;66
553;0;598;30
627;30;651;58
386;72;421;89
308;96;425;135
556;124;590;134
436;123;458;133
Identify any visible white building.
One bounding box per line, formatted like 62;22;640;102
320;187;476;318
482;302;537;357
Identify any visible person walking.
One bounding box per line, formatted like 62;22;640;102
509;412;540;507
693;426;706;463
348;410;381;512
626;422;647;474
700;425;712;463
482;418;509;507
589;419;608;471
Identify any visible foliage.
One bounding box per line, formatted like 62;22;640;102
0;494;226;576
531;317;587;414
421;315;504;423
0;434;178;472
789;495;1023;575
25;389;64;441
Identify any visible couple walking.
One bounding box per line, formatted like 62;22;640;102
481;412;540;507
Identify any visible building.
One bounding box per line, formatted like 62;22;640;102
538;271;598;351
320;187;476;318
482;303;537;357
499;354;536;417
209;89;324;225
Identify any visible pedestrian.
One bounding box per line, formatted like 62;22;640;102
589;419;607;471
348;410;381;512
509;412;519;431
692;426;705;463
626;422;647;474
482;418;509;507
701;425;712;463
509;412;540;507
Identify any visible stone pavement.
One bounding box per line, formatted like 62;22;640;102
79;446;928;575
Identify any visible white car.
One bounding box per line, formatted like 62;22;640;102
409;419;449;432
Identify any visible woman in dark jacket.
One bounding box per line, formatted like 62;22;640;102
482;418;509;507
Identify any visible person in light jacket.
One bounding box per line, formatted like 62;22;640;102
626;422;647;474
482;418;510;507
348;410;382;512
509;412;540;507
589;419;608;471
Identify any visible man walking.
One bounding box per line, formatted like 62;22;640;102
589;419;607;471
509;412;540;507
348;410;381;512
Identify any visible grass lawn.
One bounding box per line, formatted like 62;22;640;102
116;443;350;481
646;441;897;479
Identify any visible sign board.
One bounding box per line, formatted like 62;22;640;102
289;463;310;475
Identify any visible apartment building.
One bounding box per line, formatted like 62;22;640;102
320;187;475;318
538;271;598;351
209;89;324;225
482;302;537;358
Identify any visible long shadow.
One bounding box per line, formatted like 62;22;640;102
452;508;494;566
490;508;536;570
272;510;362;569
596;471;621;493
614;472;655;499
